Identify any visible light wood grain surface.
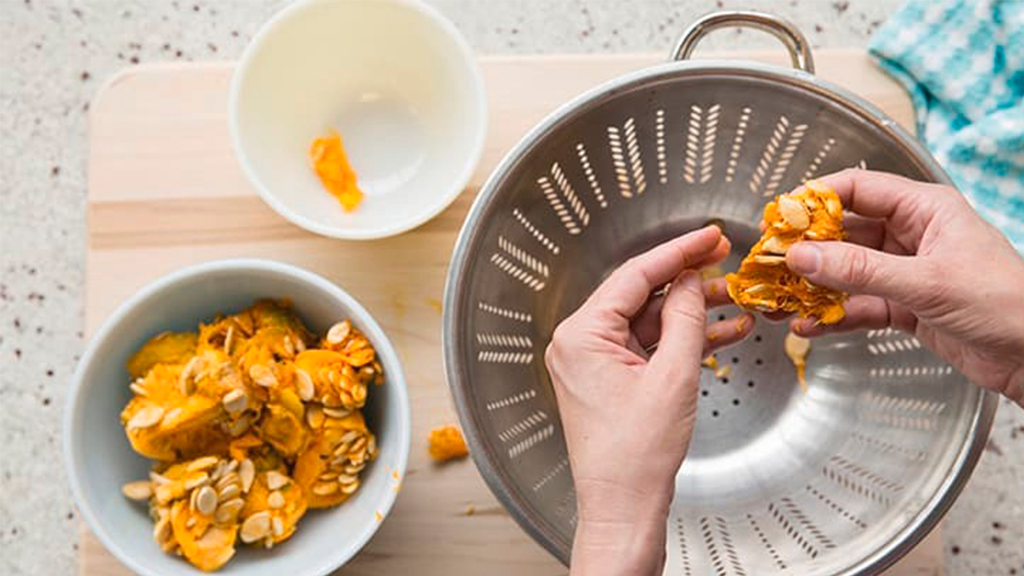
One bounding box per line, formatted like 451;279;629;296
81;52;941;575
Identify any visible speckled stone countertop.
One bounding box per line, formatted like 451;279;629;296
1;0;1021;574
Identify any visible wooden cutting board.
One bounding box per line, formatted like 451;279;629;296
81;51;941;575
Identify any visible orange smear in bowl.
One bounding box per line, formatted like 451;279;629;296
309;131;364;212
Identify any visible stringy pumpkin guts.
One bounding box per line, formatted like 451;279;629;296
119;300;381;571
310;130;364;212
726;180;848;324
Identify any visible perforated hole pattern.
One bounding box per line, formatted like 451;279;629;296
445;65;993;575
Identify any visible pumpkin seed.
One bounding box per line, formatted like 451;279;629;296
318;471;339;481
195;486;218;516
272;516;285;537
187;456;220;473
743;284;773;296
339;480;360;495
336;473;358;485
312;482;338;496
753;255;787;265
183;472;209;490
266;471;289;491
217;483;240;502
332;441;353;458
323;407;351;419
295;369;315;401
778;195;810;230
215;472;239;491
267;491;285;510
214;498;244;524
283;335;295;358
129;383;147;396
326;321;351;344
249;364;278;388
761;235;789;255
224;326;235;355
153;517;173;547
222;389;248;414
121;480;153;501
825;196;843;218
227;416;250;437
127;406;164;430
239;459;255;493
305;405;325;429
149;471;171;485
349;437;367;455
240;511;271;543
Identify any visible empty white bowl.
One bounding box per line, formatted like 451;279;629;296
230;0;487;239
64;259;410;576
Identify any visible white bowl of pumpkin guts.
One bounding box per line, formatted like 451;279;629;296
64;259;410;575
229;0;487;239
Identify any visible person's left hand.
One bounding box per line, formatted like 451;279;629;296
545;225;754;576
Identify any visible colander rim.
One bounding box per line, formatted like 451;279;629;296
443;57;999;571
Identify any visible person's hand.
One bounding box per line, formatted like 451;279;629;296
785;169;1024;405
544;225;754;576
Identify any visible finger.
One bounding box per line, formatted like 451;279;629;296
587;226;722;319
704;313;755;353
703;278;735;308
632;294;665;349
690;236;732;270
786;240;931;305
634;279;741;349
843;214;886;249
647;271;706;385
760;309;793;322
813;168;923;219
790;295;891;336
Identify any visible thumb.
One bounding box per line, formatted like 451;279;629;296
787;241;925;303
647;270;706;385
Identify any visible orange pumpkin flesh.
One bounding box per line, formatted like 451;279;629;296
726;180;848;324
119;301;381;571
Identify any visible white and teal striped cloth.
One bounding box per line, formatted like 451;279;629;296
868;0;1024;251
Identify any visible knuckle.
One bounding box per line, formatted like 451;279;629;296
841;247;878;287
664;303;706;329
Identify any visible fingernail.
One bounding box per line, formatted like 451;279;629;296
788;243;821;275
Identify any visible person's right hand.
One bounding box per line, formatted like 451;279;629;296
784;169;1024;406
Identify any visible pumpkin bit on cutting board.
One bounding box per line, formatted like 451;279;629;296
428;425;469;462
310;130;364;212
726;180;848;324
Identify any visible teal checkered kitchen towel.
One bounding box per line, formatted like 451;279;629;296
868;0;1024;251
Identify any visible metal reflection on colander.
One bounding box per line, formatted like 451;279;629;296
443;11;997;575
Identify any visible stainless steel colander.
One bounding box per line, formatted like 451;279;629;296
442;11;997;575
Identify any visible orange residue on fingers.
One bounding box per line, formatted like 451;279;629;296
428;425;469;462
310;130;364;211
735;315;748;334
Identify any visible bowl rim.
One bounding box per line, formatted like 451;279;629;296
63;258;411;576
227;0;488;240
442;58;999;569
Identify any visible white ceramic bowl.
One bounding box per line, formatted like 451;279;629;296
64;259;410;576
230;0;487;239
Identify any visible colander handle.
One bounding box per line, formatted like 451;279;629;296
671;11;815;74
